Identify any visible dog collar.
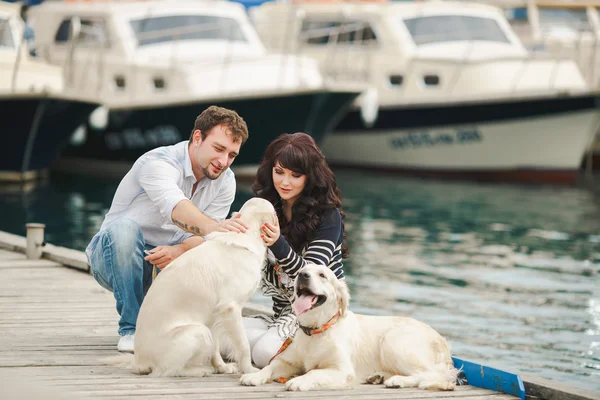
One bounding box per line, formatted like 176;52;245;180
298;310;341;336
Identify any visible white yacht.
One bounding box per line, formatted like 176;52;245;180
0;1;99;182
478;0;600;88
251;0;600;184
476;0;600;172
28;0;361;175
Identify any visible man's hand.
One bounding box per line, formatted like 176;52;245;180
144;245;186;270
211;213;249;234
261;216;280;247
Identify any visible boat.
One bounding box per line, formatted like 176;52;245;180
251;0;600;184
474;0;600;88
0;1;100;182
27;0;361;178
471;0;600;172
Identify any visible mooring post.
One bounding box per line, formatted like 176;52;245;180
25;223;46;260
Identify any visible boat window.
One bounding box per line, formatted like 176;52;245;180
55;18;109;47
403;15;510;45
129;15;247;46
300;19;377;45
0;18;15;49
538;7;592;37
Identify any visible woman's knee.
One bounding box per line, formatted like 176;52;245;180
252;332;285;369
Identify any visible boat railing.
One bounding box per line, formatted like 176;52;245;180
296;19;376;83
40;16;322;99
521;17;600;88
269;13;588;95
5;15;26;92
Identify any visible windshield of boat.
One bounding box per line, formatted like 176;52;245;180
403;15;510;45
129;15;248;46
538;8;592;37
0;17;15;49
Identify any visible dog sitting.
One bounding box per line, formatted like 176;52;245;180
106;197;276;377
240;263;458;391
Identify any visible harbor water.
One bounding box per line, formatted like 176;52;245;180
0;170;599;392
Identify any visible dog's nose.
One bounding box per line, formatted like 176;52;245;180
297;271;310;285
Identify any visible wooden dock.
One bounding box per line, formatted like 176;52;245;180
0;230;597;400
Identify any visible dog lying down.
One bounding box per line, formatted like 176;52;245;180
240;263;459;391
105;197;276;377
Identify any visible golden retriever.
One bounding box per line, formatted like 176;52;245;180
240;263;458;391
106;197;276;377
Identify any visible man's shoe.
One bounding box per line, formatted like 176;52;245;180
117;334;135;353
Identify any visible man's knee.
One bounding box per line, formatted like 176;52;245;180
92;218;146;278
103;219;144;261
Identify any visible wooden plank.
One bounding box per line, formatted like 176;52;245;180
0;259;62;269
521;374;600;400
0;231;26;252
72;386;505;397
0;236;592;400
42;243;90;272
0;232;89;272
0;248;25;260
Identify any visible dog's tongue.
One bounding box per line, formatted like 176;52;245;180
293;294;317;315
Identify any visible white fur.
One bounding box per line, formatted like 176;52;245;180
240;263;458;391
105;198;276;377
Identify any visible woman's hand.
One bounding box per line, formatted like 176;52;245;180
261;217;280;246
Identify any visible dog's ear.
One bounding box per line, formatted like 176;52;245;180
334;279;350;317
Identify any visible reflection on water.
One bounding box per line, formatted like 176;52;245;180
0;170;599;391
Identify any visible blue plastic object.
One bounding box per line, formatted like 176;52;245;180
452;356;526;400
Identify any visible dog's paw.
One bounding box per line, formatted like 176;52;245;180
285;376;316;391
216;362;238;374
384;375;416;389
240;371;268;386
365;373;385;384
240;365;259;374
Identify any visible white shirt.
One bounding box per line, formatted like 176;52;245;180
85;141;236;260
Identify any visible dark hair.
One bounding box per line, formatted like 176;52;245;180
189;105;249;145
252;133;349;258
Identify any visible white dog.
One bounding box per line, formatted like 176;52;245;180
107;197;276;377
240;263;458;391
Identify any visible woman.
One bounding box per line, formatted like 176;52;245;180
244;132;349;368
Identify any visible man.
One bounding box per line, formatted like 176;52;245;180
86;106;249;353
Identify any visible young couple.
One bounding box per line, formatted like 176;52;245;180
86;106;348;367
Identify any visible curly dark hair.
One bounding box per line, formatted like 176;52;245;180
189;105;249;145
252;133;349;258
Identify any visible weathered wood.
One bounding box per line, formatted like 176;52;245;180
0;230;89;271
521;374;600;400
0;248;25;260
0;236;595;400
0;259;61;268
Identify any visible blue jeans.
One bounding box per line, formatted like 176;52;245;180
89;218;155;336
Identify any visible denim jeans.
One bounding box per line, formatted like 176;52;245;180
89;218;155;336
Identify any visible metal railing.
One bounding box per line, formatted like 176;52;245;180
8;6;600;97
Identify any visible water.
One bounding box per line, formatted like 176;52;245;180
1;170;599;392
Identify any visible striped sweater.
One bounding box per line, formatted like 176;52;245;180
258;207;345;338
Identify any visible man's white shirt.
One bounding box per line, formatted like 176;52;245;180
85;141;235;260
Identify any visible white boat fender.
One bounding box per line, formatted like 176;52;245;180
89;105;109;131
360;86;379;128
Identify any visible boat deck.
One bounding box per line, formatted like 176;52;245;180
0;230;592;400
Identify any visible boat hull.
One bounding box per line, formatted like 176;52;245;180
0;94;99;182
59;90;358;174
320;94;600;184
